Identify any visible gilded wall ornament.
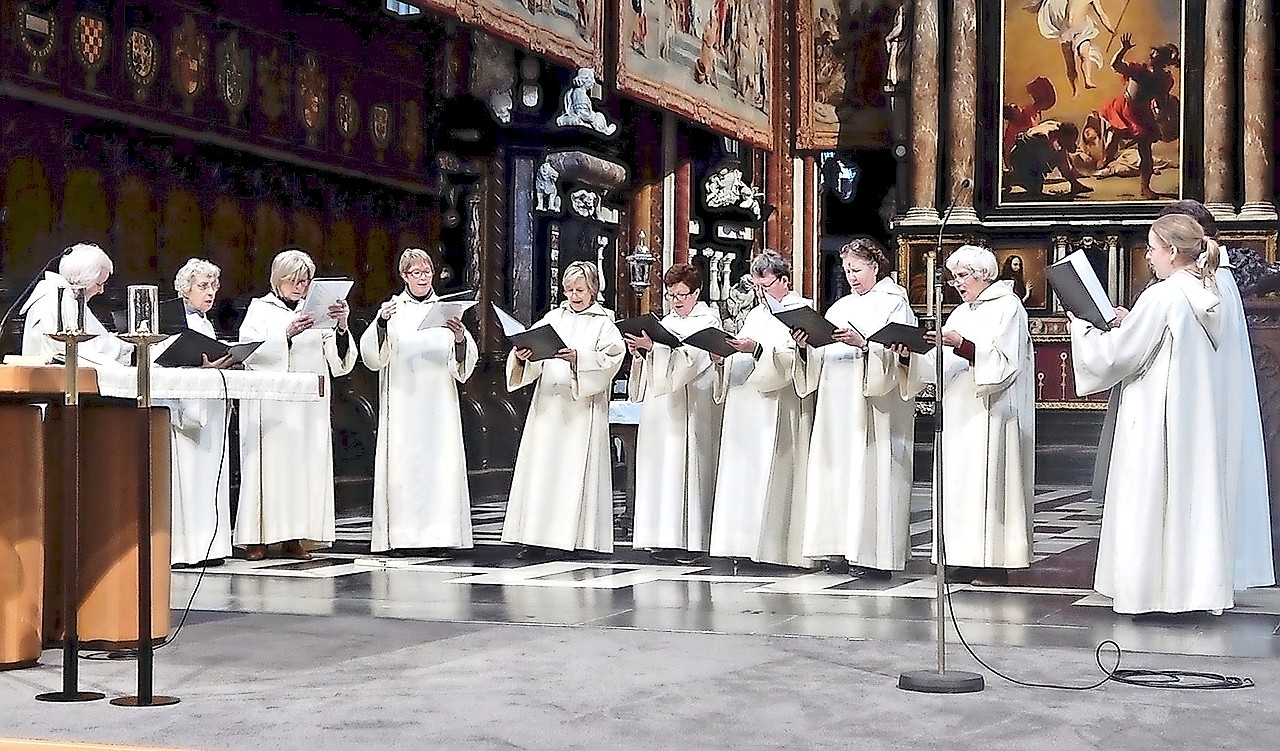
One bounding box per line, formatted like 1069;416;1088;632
125;28;159;101
297;53;327;148
400;100;423;168
335;91;359;153
370;104;392;163
171;14;208;114
17;4;57;78
257;49;289;136
216;32;251;126
72;13;109;90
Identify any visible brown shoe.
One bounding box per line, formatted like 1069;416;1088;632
243;544;268;561
281;539;312;560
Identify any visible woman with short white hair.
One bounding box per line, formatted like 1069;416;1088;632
502;261;625;559
160;258;235;567
236;248;356;560
920;244;1035;585
20;242;131;365
360;248;478;555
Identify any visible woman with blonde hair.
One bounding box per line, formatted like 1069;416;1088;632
360;248;477;555
1070;213;1234;614
236;248;356;561
502;261;625;559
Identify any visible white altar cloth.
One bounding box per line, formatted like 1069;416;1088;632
92;364;322;402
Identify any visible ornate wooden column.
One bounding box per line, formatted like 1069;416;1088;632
1241;0;1277;220
1244;297;1280;575
1202;0;1235;217
944;0;979;223
899;0;941;225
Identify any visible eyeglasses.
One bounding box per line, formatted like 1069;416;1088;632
192;280;220;292
754;276;786;290
664;290;697;301
403;268;433;279
946;271;973;287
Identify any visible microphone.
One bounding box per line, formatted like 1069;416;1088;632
931;178;973;325
0;247;72;346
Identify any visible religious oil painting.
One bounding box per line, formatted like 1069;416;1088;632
992;247;1049;310
415;0;604;70
796;0;902;150
1000;0;1183;204
618;0;774;148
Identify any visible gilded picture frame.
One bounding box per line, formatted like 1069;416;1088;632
417;0;605;71
617;0;774;149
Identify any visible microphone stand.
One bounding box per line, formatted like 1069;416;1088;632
898;181;984;694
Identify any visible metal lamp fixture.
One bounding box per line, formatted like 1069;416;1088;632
626;231;655;293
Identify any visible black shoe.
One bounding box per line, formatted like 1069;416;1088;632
385;549;411;558
969;568;1010;587
848;565;892;581
675;551;707;565
820;558;850;574
944;566;976;584
649;549;682;563
516;546;547;561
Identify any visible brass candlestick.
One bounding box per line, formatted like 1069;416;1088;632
114;283;179;708
37;311;104;703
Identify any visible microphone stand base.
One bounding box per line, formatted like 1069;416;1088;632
35;691;105;703
111;695;180;707
897;669;985;694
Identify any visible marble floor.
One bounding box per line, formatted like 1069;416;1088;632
171;485;1280;664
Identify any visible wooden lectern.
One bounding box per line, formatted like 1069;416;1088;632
0;365;170;669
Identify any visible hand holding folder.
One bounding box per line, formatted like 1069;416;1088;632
492;303;568;361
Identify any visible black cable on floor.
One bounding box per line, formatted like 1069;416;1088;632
87;371;232;662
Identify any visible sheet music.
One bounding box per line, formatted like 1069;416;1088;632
491;303;527;337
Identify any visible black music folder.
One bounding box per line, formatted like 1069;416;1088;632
771;305;838;348
154;329;263;368
616;313;682;349
509;325;568;362
868;322;934;354
681;327;739;358
1047;250;1116;330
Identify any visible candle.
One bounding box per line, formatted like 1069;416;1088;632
925;252;936;318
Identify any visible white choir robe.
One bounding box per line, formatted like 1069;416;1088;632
20;272;132;366
235;294;356;548
1213;267;1275;589
502;303;625;553
920;280;1036;569
359;293;478;552
154;309;233;565
796;279;925;570
709;291;814;567
1072;269;1234;614
627;301;724;552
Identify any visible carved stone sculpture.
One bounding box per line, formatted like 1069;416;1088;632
555;68;617;135
535;160;561;212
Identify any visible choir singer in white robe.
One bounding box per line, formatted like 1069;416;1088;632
624;262;723;563
1071;214;1235;615
161;259;236;568
360;248;478;555
921;245;1036;586
236;249;356;561
502;261;625;559
20;242;132;366
708;250;813;568
794;238;924;579
1155;201;1274;591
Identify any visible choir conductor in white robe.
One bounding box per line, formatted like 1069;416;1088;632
923;245;1036;586
1071;214;1236;615
360;248;478;555
624;262;724;563
236;249;356;561
502;261;625;558
794;238;924;578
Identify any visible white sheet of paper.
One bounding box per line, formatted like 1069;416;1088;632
418;300;479;330
491;303;527;336
298;278;354;329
